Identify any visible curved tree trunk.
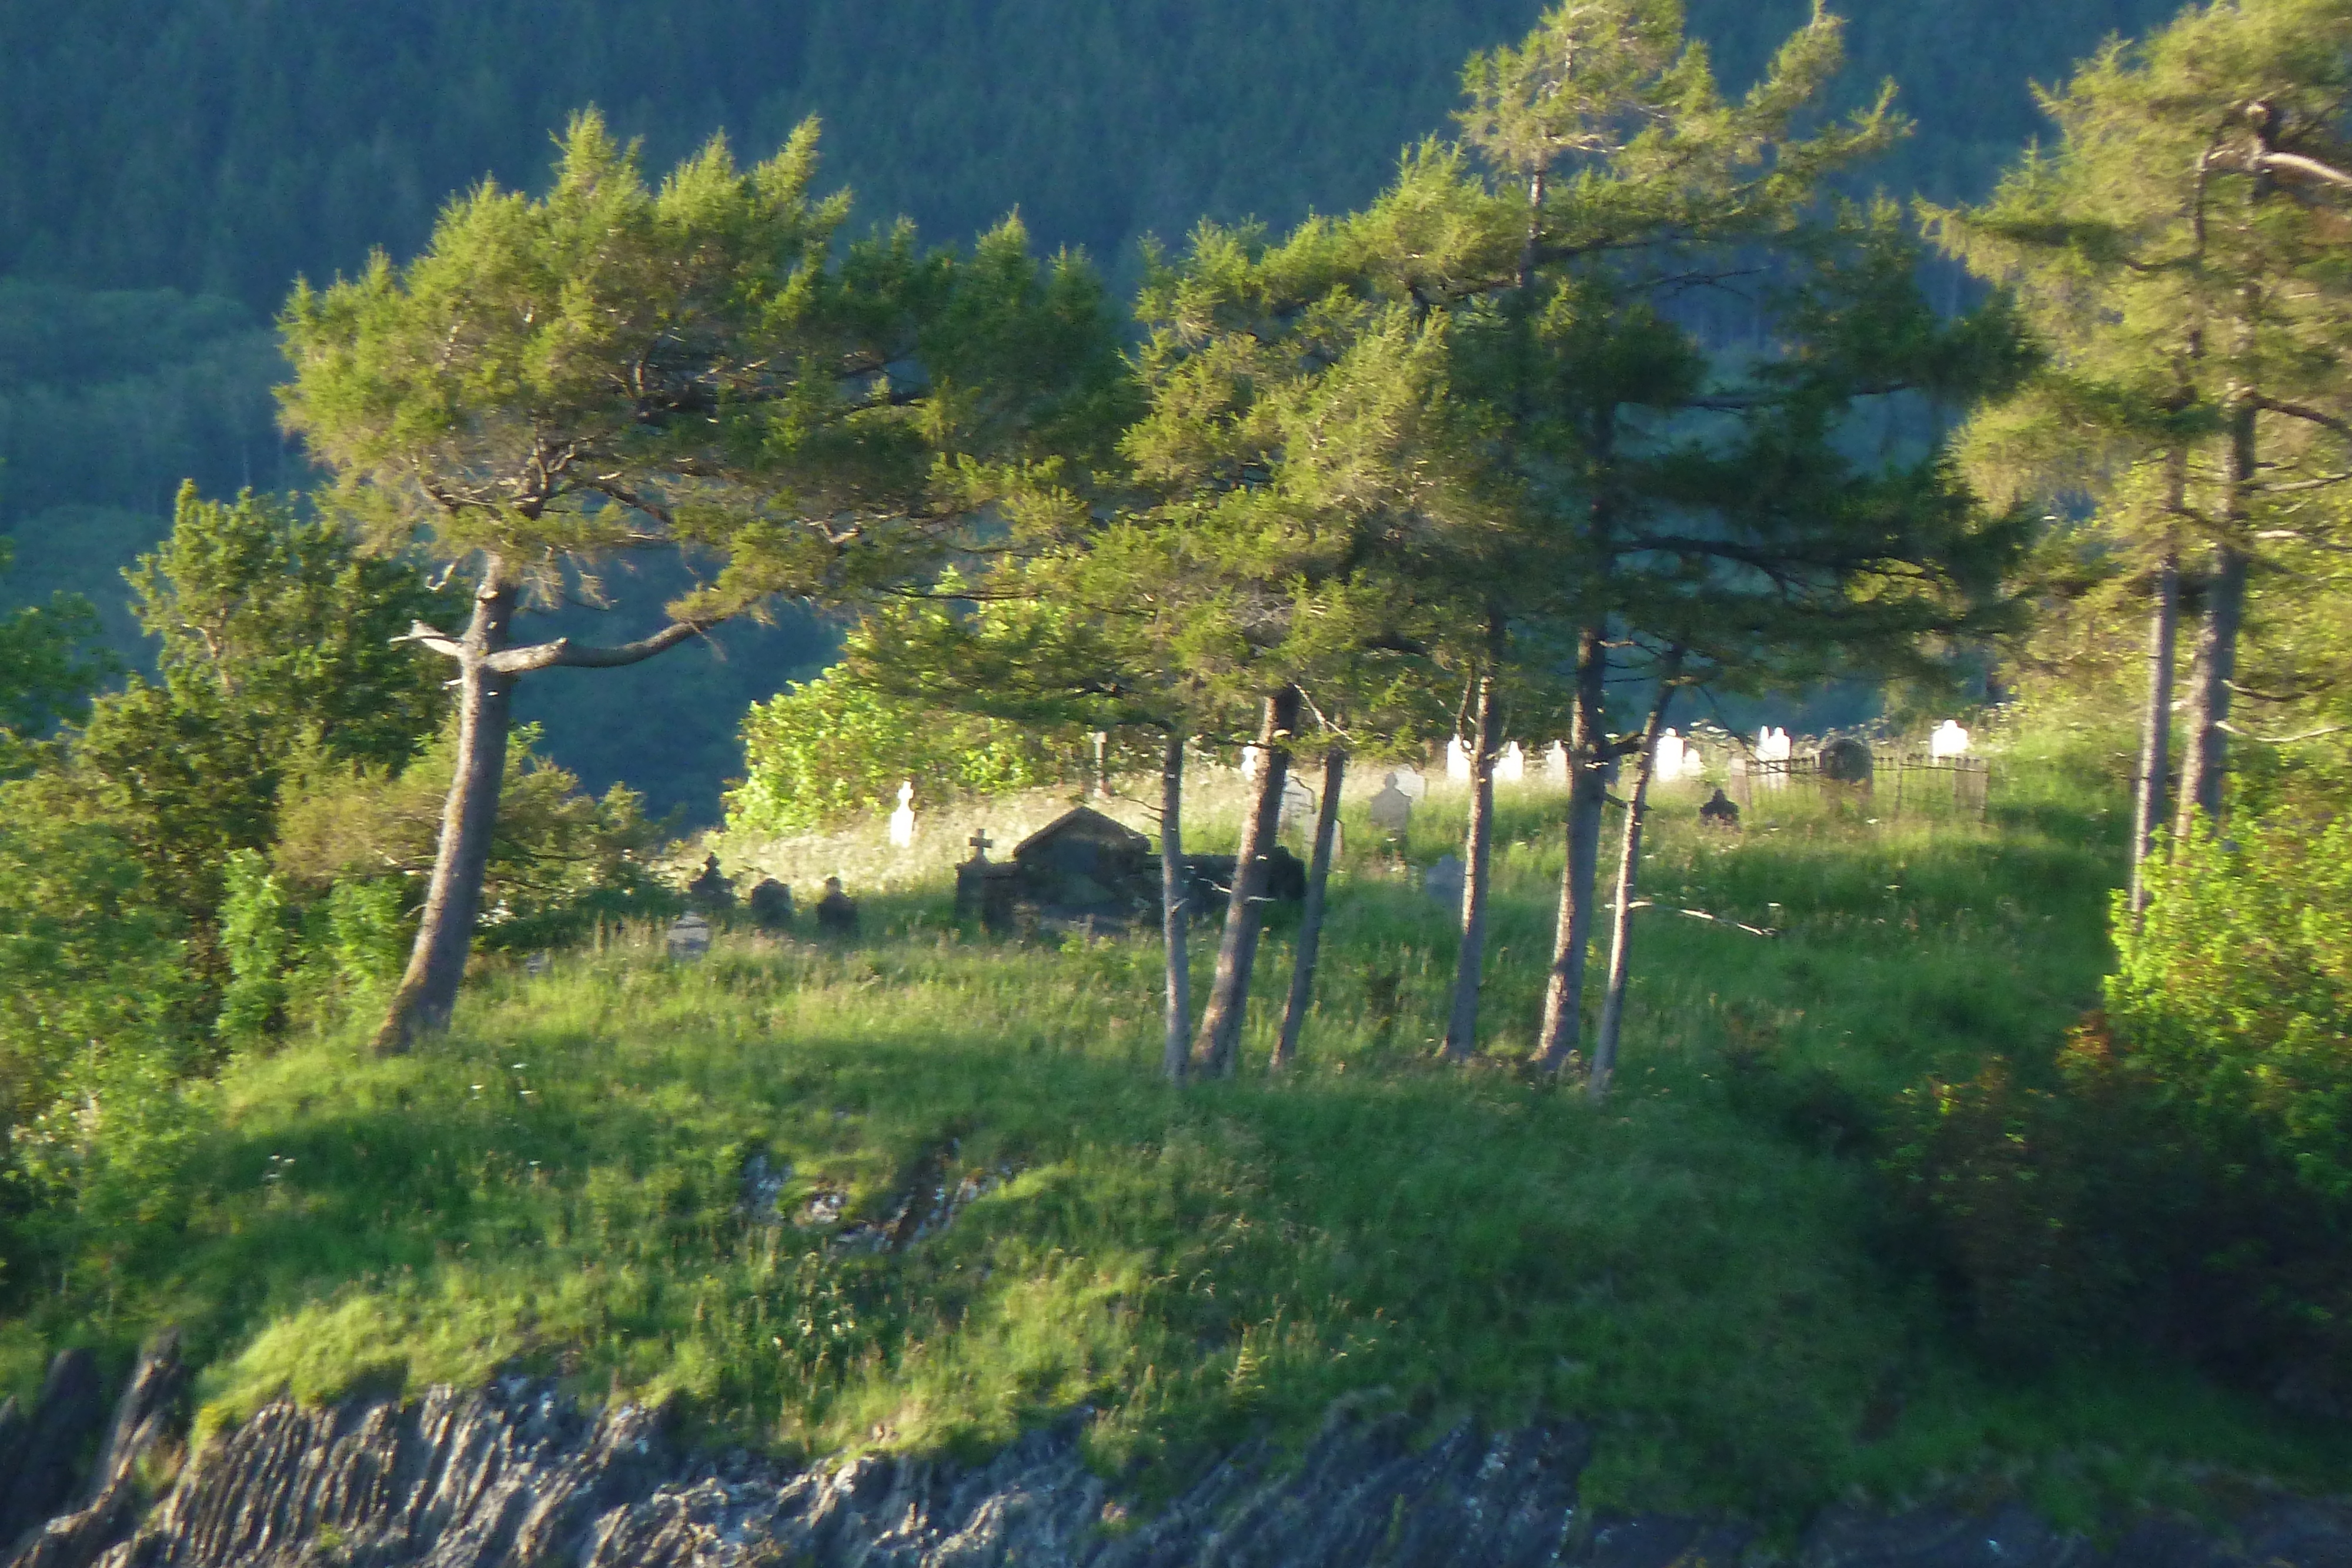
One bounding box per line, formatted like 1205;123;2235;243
1536;621;1609;1072
1274;745;1345;1072
1442;648;1502;1061
1192;687;1299;1078
372;567;519;1054
2129;543;2180;918
1589;657;1681;1102
1160;730;1193;1084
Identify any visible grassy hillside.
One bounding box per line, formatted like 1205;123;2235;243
8;737;2343;1533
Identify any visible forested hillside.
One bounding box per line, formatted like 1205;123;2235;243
0;0;2179;817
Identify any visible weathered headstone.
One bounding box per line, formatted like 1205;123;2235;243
1241;745;1264;783
667;910;713;962
888;780;917;848
815;877;860;936
1279;774;1315;834
1542;741;1570;787
1368;773;1414;836
1817;736;1874;785
747;878;794;931
1495;741;1525;784
956;829;1018;932
1392;764;1429;802
1425;852;1465;909
687;852;734;910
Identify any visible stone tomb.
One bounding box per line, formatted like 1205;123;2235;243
958;806;1307;933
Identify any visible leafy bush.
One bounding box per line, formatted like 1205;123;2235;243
729;662;1093;835
2107;812;2352;1200
1890;815;2352;1404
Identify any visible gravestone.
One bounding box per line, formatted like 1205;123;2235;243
1392;764;1429;803
1542;741;1569;787
1368;773;1414;836
687;853;734;910
1241;745;1264;783
1495;741;1525;784
815;877;860;936
1655;729;1687;784
1930;719;1972;758
1445;735;1471;781
747;878;794;931
666;911;713;962
1279;774;1316;834
523;951;551;977
956;829;1019;932
1817;736;1874;785
1011;807;1156;927
1425;852;1465;909
888;780;917;848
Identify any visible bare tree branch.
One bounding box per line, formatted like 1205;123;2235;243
485;619;716;673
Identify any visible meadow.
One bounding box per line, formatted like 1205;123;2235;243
6;731;2342;1533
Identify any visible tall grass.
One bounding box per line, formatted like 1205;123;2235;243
5;745;2343;1530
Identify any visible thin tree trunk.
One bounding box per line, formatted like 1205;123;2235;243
1192;686;1299;1077
1442;640;1504;1061
1275;745;1345;1071
1536;621;1609;1072
1160;730;1192;1084
2129;543;2180;917
1590;654;1682;1102
372;567;519;1053
2176;399;2255;838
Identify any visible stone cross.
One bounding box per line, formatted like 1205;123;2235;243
888;780;916;847
968;829;994;861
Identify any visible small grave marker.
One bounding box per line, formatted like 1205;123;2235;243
667;911;712;962
1425;852;1466;909
888;780;917;847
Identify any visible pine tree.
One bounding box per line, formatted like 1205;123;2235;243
280;113;1120;1049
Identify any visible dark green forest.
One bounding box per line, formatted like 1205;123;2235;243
0;0;2179;817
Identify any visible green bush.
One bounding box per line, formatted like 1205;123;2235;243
728;664;1091;835
2107;813;2352;1201
1889;811;2352;1402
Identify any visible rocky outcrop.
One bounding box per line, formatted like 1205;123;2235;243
0;1349;108;1552
8;1339;2350;1568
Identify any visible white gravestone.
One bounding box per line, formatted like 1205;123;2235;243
1241;745;1264;784
1424;853;1466;909
666;911;712;963
1655;729;1688;784
1445;735;1471;781
1392;764;1429;802
1368;773;1414;835
1543;741;1570;786
1930;720;1972;759
888;780;917;847
1495;741;1525;784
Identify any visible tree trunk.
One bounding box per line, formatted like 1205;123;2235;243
372;568;519;1053
2176;400;2255;838
1536;621;1609;1072
1589;657;1681;1102
1274;745;1346;1071
2129;544;2179;918
1160;730;1192;1084
1442;646;1504;1061
1192;686;1299;1077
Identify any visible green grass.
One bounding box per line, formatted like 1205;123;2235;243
5;740;2344;1533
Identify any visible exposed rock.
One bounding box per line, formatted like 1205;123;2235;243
7;1351;2351;1568
10;1331;185;1568
0;1348;108;1553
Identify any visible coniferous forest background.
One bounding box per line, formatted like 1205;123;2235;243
0;0;2178;817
